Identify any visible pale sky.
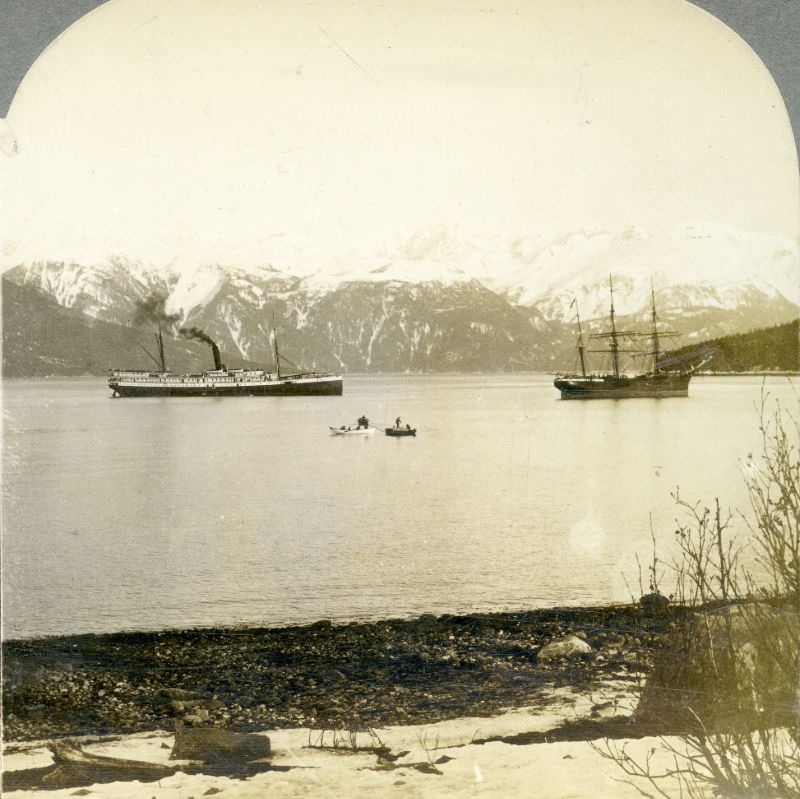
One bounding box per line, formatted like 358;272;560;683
1;0;798;273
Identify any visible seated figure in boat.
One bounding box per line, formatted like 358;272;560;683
357;415;369;429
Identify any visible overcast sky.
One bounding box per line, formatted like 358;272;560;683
1;0;798;273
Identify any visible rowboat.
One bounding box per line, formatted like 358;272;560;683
385;427;416;437
330;426;375;436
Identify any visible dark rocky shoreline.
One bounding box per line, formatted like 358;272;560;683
3;605;671;742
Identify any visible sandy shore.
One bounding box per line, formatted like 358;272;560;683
3;605;679;796
4;700;700;798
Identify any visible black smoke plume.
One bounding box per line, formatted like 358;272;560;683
178;326;214;345
133;291;181;327
179;327;223;370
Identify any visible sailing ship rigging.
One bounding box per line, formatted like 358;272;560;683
554;277;707;400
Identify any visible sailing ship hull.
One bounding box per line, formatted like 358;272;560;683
109;374;343;397
554;373;691;400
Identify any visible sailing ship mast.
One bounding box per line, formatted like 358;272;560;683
649;281;661;374
553;276;697;399
644;282;681;374
571;298;587;377
587;275;636;377
608;276;620;378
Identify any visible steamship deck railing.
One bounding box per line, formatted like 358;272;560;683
110;375;276;383
110;371;336;383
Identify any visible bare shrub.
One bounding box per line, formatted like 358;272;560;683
306;724;388;754
746;394;800;603
602;391;800;798
417;728;441;764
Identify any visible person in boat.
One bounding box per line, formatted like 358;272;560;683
395;416;401;429
406;423;411;431
357;415;369;429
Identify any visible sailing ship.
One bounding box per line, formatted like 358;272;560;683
553;278;705;400
108;327;343;397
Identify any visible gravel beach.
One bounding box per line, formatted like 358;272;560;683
3;605;669;742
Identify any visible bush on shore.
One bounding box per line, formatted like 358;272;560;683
604;391;800;798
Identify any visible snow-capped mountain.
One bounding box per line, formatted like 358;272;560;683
3;261;566;372
490;224;799;322
3;223;797;374
6;257;164;324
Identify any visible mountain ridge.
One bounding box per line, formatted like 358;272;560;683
6;222;796;320
3;227;798;376
4;272;794;377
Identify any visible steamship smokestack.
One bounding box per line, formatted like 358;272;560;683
210;341;223;370
177;326;224;371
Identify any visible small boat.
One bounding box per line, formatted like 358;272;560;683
330;426;375;436
385;427;416;437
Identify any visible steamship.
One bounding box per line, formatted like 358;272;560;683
108;328;343;397
553;278;710;400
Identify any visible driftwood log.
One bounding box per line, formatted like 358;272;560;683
3;731;273;792
37;742;174;788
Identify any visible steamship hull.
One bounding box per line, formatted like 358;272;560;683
554;372;691;400
108;372;343;397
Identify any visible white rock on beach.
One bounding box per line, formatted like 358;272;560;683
537;635;593;661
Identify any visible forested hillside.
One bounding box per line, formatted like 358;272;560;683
673;319;799;373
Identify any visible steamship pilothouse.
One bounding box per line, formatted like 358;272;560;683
108;328;343;397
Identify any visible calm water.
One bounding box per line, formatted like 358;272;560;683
3;374;794;639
